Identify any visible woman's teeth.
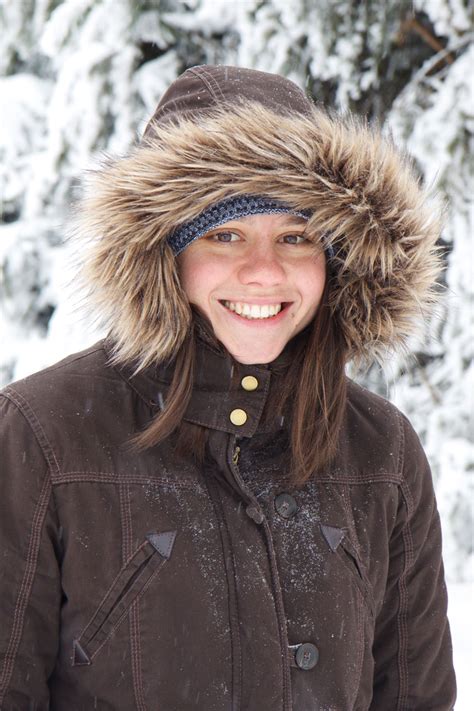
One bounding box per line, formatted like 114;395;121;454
223;301;282;319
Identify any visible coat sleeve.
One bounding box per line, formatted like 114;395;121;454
370;413;456;710
0;391;61;709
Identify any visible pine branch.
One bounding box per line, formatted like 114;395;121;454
396;15;455;69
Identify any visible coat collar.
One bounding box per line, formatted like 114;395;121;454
110;332;288;438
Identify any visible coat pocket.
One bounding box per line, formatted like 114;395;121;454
72;530;177;666
320;523;375;619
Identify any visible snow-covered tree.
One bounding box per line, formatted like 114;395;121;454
0;0;472;580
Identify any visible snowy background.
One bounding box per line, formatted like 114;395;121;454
0;0;472;706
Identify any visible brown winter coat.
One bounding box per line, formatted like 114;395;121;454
0;336;456;710
0;65;455;710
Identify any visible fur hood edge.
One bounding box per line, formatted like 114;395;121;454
76;101;443;370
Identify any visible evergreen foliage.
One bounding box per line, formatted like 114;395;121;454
0;0;472;580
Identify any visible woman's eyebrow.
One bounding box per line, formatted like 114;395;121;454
278;216;308;227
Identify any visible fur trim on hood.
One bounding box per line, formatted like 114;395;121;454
77;83;442;371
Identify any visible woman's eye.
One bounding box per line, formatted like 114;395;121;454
282;234;309;245
208;231;240;243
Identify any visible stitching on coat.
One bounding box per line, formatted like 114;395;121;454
395;410;405;480
338;484;376;621
199;68;226;102
81;538;151;631
395;411;412;710
87;559;165;662
130;601;146;711
343;483;369;704
77;541;150;653
316;473;402;485
397;509;413;711
354;584;364;701
120;483;147;711
120;483;133;563
51;472;202;491
0;475;52;704
155;532;176;559
111;365;152;407
53;470;401;487
188;67;225;103
3;388;61;477
397;487;414;711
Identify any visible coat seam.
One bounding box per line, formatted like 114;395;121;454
0;391;59;705
395;411;412;711
2;388;61;477
130;602;146;711
397;506;413;711
188;67;226;103
339;482;372;691
318;473;403;485
0;475;53;705
73;540;165;660
112;364;152;408
120;483;147;711
49;471;401;488
51;472;202;490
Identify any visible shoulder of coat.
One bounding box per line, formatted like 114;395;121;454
1;339;115;405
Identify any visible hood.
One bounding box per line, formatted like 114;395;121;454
77;64;442;371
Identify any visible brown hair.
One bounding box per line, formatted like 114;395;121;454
131;276;348;488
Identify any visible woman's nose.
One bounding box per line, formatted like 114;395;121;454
237;246;286;287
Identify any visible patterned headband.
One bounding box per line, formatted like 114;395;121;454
167;195;312;256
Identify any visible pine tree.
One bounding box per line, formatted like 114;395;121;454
0;0;472;580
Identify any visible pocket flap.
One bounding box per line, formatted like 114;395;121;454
146;530;177;559
320;523;345;552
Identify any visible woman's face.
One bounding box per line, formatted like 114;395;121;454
177;213;326;364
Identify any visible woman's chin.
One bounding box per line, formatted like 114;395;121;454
224;341;285;365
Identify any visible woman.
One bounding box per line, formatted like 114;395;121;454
0;65;455;710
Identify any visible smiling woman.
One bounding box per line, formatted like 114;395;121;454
178;213;326;364
0;65;456;710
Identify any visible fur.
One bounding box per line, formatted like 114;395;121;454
76;101;443;371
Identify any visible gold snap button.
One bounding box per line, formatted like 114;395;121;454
230;408;248;426
241;375;259;392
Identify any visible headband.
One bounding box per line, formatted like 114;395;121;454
168;195;311;256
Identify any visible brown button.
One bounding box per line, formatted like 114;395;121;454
230;408;248;426
241;375;259;391
295;643;319;670
275;493;298;519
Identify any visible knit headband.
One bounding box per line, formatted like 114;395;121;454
168;195;311;256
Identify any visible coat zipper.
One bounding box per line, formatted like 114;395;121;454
232;445;240;466
229;441;265;524
228;441;253;504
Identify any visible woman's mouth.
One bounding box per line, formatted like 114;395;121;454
220;300;289;320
